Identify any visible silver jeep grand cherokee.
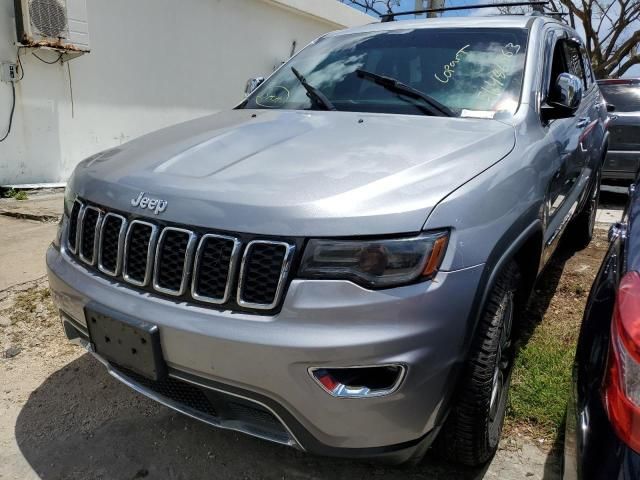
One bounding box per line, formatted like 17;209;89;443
47;15;608;465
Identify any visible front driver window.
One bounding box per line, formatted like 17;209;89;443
547;38;568;100
563;42;586;88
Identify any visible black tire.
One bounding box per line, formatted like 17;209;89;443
435;262;519;467
569;168;601;250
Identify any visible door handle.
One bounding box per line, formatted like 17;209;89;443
577;118;590;128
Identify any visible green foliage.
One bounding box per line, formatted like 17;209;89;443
1;188;29;200
508;331;576;439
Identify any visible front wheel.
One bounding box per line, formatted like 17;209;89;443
435;262;520;466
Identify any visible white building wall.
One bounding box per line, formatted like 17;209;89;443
0;0;371;185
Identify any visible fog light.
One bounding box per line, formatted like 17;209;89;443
309;364;406;398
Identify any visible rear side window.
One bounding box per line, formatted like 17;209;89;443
600;84;640;112
580;46;594;87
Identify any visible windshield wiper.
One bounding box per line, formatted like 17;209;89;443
291;67;336;111
355;69;454;117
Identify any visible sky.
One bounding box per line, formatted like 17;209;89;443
346;0;640;77
347;0;499;18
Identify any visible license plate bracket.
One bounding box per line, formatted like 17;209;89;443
85;304;167;381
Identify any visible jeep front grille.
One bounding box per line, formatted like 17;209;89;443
238;241;295;310
98;213;127;276
123;220;158;287
153;227;197;296
66;199;296;313
192;234;240;304
67;199;82;253
79;206;102;265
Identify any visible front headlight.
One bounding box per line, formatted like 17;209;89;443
299;231;449;288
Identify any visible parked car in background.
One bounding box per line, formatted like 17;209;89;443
564;183;640;479
598;79;640;181
47;14;609;466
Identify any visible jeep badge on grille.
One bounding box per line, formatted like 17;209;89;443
131;192;168;215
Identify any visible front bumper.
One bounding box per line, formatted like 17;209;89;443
47;243;483;456
603;150;640;180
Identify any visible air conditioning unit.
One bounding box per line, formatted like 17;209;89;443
14;0;90;53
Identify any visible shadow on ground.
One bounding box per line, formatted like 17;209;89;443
600;187;629;210
15;353;492;480
15;235;603;479
15;225;613;480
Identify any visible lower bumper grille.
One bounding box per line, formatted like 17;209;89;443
111;365;293;446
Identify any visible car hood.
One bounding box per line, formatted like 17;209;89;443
71;109;515;236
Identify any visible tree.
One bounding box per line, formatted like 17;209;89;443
554;0;639;78
342;0;639;78
494;1;639;78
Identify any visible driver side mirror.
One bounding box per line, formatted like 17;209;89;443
542;72;583;121
244;77;265;97
606;103;616;113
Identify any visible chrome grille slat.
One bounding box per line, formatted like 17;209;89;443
98;213;127;277
78;206;103;265
237;241;295;310
191;234;241;304
123;220;159;287
67;199;84;254
152;227;198;296
66;198;295;312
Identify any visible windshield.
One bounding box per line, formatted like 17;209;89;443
240;27;529;118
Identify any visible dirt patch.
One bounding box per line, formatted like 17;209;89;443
0;284;75;359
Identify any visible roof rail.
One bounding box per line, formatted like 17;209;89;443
380;1;549;22
529;10;568;16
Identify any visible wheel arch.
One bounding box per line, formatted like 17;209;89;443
466;219;544;350
434;219;544;464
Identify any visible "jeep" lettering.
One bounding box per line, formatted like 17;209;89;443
130;192;168;215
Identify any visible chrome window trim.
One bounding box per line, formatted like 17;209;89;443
237;240;295;310
67;199;84;255
123;220;159;287
97;213;128;277
191;234;241;304
308;363;407;399
152;227;198;296
78;205;103;266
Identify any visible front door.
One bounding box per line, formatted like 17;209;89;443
543;33;585;252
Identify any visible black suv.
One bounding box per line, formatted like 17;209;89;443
598;79;640;181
